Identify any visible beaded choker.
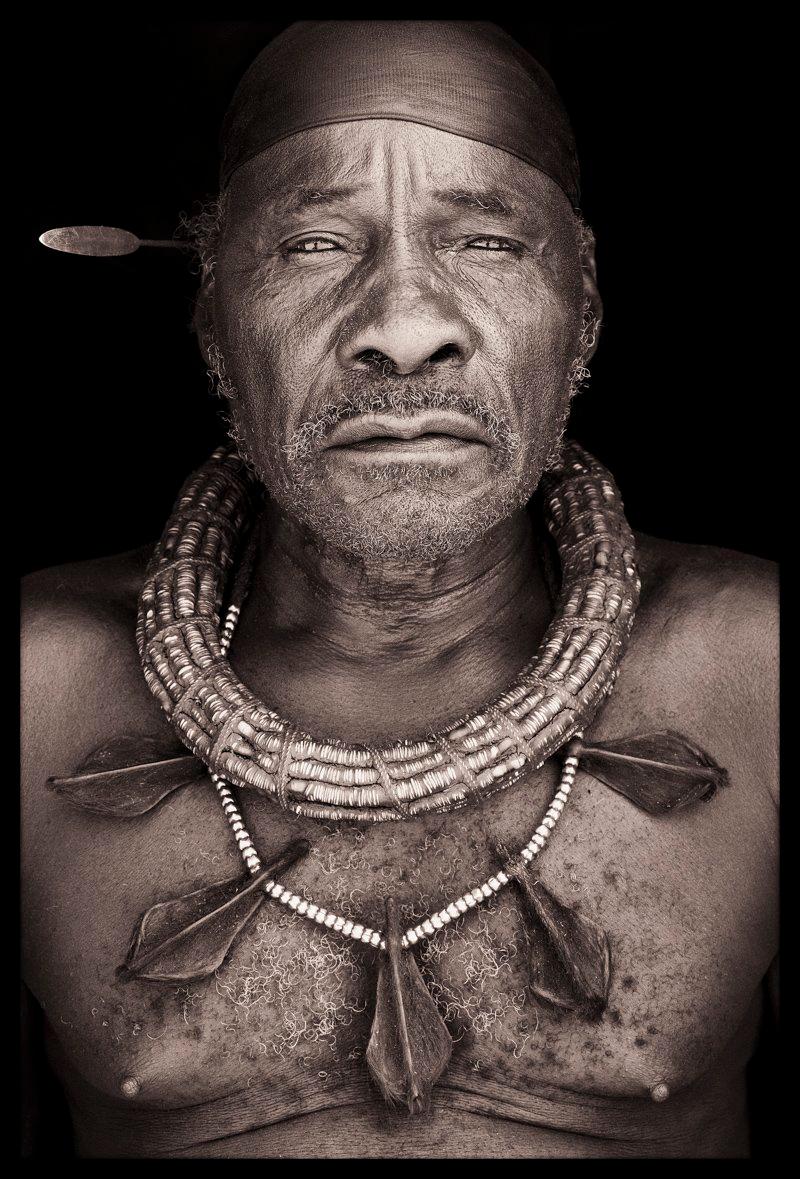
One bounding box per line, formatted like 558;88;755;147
136;441;641;822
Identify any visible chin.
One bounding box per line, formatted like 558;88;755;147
236;422;559;559
281;476;524;561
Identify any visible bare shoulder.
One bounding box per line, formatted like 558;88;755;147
625;532;778;801
22;546;150;692
22;544;151;621
634;532;778;665
21;546;166;798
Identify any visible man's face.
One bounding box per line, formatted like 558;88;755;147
209;120;595;559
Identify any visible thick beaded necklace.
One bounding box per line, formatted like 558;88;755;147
137;441;640;822
211;600;582;954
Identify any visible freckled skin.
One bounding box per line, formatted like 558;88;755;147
21;119;777;1158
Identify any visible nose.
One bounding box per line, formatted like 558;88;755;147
337;275;475;375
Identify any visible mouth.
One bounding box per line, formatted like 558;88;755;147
320;411;492;462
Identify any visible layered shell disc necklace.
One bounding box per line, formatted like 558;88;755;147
50;441;730;1112
137;441;640;822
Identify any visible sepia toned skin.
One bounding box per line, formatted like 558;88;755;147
21;120;778;1158
205;122;594;568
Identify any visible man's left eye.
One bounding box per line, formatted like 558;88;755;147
465;237;518;252
287;238;341;253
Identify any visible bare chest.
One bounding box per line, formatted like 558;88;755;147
26;722;776;1119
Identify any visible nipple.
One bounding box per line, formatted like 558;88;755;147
120;1075;141;1099
649;1082;670;1103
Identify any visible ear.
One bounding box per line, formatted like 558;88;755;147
577;221;603;361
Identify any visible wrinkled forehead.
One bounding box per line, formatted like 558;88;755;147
225;120;576;228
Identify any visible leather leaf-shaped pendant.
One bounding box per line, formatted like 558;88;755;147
512;865;611;1020
579;730;729;814
366;898;453;1114
47;734;207;818
118;838;309;983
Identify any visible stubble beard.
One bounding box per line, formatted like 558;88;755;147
204;305;596;561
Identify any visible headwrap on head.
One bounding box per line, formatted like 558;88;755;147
221;21;580;209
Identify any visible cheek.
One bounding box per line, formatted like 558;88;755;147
214;268;297;372
479;286;582;409
526;294;582;381
213;269;332;443
518;253;585;360
215;247;348;362
466;244;584;367
470;269;583;461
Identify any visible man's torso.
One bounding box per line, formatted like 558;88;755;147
21;534;778;1157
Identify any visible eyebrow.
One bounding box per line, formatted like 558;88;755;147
283;186;365;212
431;188;518;216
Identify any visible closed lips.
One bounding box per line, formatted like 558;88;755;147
322;411;491;450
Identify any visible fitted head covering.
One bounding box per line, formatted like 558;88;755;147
221;21;580;208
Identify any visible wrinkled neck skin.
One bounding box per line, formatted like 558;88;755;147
232;499;552;743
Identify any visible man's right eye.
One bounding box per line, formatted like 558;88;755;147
286;237;341;253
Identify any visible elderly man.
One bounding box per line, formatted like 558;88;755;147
22;21;777;1159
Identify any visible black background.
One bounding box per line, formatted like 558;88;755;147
20;19;780;1158
24;17;777;574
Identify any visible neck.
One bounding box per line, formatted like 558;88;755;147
232;502;553;743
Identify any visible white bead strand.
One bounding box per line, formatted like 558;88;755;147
212;772;261;875
225;750;578;951
212;605;580;956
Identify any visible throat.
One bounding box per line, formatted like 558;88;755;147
229;505;553;742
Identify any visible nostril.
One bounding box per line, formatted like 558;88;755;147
428;343;462;366
355;349;394;372
348;341;466;375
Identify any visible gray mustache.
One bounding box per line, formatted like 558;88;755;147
286;380;518;462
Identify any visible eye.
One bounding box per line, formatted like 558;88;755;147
286;237;341;254
465;236;520;252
